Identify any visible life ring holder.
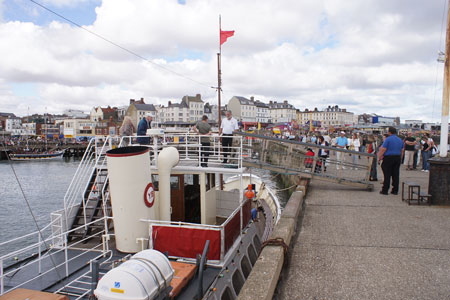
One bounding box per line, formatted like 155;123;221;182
144;183;155;208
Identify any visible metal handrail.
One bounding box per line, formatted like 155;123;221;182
0;217;109;295
0;217;106;262
0;214;61;248
122;134;244;169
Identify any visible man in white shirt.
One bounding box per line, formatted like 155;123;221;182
219;110;239;164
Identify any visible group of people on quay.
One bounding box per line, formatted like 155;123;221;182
269;126;440;196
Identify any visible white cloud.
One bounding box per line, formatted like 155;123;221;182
0;0;446;122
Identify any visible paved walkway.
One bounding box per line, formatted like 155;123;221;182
277;167;450;300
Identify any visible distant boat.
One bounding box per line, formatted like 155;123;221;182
9;150;64;161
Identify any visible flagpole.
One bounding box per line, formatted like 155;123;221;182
218;14;222;128
218;15;224;190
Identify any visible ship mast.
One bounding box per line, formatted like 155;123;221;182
218;15;224;189
440;0;450;157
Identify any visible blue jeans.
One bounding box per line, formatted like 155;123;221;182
422;151;431;170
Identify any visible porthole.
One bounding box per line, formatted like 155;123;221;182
247;244;257;266
221;287;235;300
253;235;261;253
232;270;245;295
241;256;252;279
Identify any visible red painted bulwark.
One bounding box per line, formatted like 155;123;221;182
242;199;252;229
152;226;221;260
224;210;241;253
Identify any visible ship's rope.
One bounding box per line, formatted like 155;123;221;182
271;184;297;192
260;238;289;266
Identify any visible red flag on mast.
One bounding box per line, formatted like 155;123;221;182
220;30;234;46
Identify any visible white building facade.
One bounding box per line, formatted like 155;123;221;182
298;105;355;127
268;100;297;123
227;96;257;123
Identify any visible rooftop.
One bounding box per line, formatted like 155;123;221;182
134;103;157;111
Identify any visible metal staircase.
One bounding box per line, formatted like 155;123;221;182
68;168;111;242
64;137;116;243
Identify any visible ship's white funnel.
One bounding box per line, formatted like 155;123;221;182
157;147;179;221
106;146;154;253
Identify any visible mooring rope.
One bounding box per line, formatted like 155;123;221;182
260;238;289;266
271;184;297;192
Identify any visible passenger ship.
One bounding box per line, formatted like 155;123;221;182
9;150;64;161
0;130;280;300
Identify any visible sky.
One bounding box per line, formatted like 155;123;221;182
0;0;448;122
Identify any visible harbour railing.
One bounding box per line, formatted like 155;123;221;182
0;216;111;296
237;132;376;189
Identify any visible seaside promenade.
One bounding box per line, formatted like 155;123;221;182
276;168;450;299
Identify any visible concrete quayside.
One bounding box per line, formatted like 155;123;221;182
237;165;450;300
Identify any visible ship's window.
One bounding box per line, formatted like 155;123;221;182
205;173;216;191
248;244;257;266
253;235;261;253
151;175;180;191
240;256;252;279
232;270;245;295
221;287;234;300
170;176;179;189
184;174;194;185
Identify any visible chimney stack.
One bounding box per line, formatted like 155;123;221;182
130;99;135;104
168;101;171;106
250;96;254;101
284;100;288;104
196;94;201;100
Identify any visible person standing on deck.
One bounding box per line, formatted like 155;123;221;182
335;131;348;170
378;127;404;195
119;116;135;146
193;115;212;167
219;110;239;164
137;113;152;145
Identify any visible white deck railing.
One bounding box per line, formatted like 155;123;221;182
0;217;110;296
121;133;244;170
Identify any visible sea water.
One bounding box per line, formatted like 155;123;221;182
0;158;79;258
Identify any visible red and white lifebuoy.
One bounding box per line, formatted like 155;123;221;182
144;183;155;208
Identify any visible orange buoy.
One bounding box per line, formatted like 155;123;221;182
244;184;255;200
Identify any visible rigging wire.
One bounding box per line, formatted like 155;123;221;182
432;0;448;120
28;0;213;89
5;155;69;295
